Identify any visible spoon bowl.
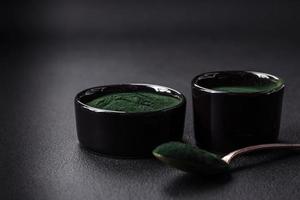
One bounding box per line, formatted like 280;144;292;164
153;142;230;175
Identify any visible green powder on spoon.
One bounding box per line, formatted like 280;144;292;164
86;92;181;113
153;142;230;175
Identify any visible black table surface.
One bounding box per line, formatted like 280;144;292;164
2;37;300;200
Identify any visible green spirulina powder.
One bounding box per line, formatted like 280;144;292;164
211;86;265;93
211;85;278;93
86;92;181;113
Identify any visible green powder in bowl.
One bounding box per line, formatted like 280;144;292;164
211;85;271;93
86;92;181;113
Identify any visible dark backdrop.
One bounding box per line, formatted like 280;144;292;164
2;1;300;200
8;0;300;41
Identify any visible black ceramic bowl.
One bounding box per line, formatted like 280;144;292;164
75;84;186;158
192;71;284;152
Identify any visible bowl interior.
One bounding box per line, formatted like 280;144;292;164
76;84;185;113
193;71;284;94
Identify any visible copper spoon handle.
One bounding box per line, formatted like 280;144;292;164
222;143;300;164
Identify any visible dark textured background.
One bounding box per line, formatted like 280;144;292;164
2;1;300;199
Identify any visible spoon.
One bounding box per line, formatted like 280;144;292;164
152;142;300;175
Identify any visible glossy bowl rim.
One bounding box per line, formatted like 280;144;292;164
192;70;285;96
75;83;186;115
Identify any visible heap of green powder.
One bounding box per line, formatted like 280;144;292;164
86;92;181;113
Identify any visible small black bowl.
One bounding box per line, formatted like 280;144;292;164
75;83;186;158
192;71;284;153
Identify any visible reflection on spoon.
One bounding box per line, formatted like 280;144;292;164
153;142;300;175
